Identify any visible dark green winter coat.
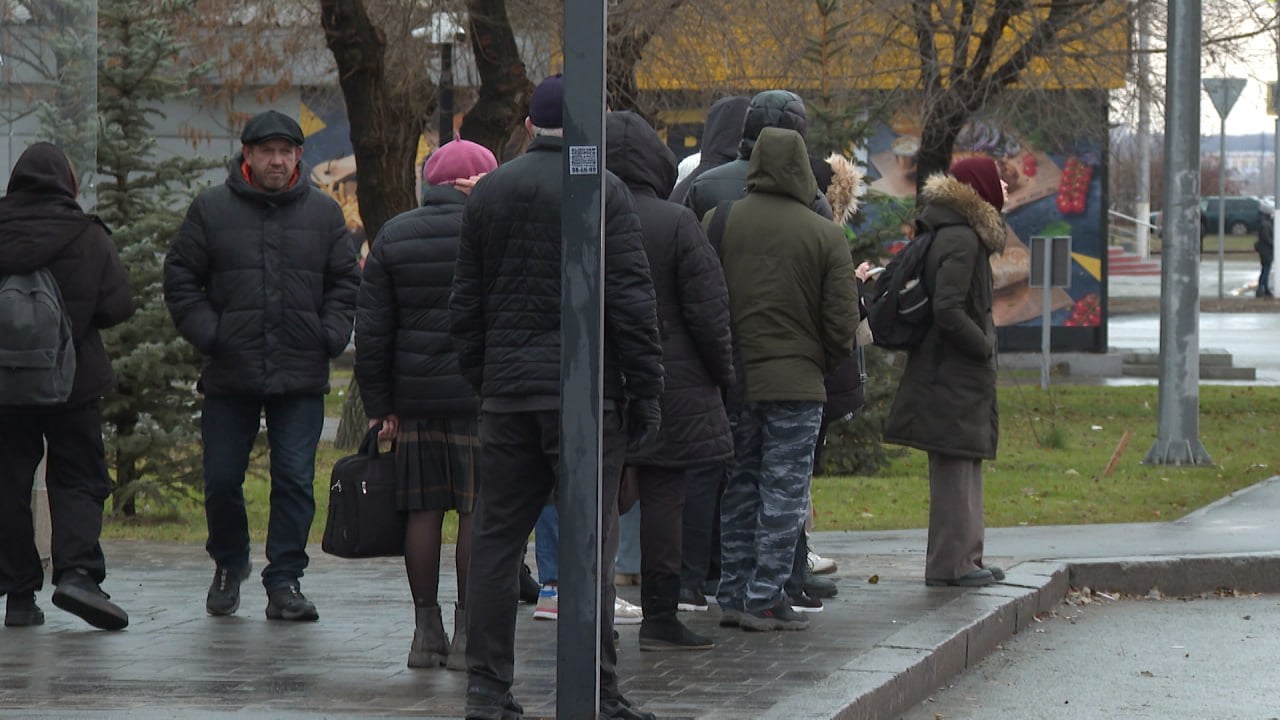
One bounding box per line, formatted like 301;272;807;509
883;173;1006;460
706;127;857;405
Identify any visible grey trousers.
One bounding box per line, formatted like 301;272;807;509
925;452;985;581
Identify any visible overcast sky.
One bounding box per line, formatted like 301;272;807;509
1201;20;1277;134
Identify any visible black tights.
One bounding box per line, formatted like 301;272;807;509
404;509;472;608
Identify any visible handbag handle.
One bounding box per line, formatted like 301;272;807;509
359;423;395;458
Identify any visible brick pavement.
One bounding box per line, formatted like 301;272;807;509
9;470;1278;720
0;539;992;720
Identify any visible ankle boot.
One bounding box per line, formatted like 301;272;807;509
5;591;45;627
408;604;448;668
445;602;467;672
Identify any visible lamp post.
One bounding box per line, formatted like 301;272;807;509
415;13;464;148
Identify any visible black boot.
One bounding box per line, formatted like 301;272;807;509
446;602;467;671
639;615;713;651
518;563;539;604
408;604;448;668
5;591;44;627
465;686;523;720
52;569;128;631
600;695;656;720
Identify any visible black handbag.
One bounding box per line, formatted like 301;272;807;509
321;426;406;558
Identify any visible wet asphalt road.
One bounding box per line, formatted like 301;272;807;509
900;593;1280;720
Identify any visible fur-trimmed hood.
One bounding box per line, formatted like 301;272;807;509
823;153;864;226
919;172;1006;255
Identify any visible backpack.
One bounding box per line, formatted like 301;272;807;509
0;267;76;405
864;219;956;351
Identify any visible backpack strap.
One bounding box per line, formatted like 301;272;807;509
706;199;736;254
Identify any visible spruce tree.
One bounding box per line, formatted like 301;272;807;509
94;0;217;515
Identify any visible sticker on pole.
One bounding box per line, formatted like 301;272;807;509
569;145;599;175
1202;78;1246;119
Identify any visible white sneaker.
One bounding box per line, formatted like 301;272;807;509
807;550;837;575
613;596;642;625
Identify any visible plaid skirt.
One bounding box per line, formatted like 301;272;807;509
394;416;479;513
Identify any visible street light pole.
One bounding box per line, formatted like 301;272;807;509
438;40;453;147
1144;0;1212;466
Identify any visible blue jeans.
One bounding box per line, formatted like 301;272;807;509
614;503;641;575
533;502;558;585
202;393;324;590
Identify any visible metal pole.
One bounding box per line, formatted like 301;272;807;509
1144;0;1212;465
558;0;606;716
1040;238;1052;390
438;41;454;147
1217;116;1226;299
1274;5;1279;296
1135;1;1152;259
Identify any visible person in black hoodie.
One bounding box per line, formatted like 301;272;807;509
356;139;498;671
0;142;134;630
164;110;360;623
668;95;749;206
606;111;735;651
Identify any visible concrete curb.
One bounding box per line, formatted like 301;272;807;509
755;562;1070;720
1068;551;1280;596
757;548;1280;719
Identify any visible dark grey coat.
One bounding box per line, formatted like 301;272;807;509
883;173;1006;460
606;111;734;467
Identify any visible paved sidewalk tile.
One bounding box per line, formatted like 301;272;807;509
0;540;972;719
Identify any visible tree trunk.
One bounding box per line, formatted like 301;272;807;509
460;0;534;158
915;94;969;195
319;0;429;448
319;0;424;244
606;28;649;117
333;375;367;451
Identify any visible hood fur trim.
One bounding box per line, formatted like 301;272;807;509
824;153;864;225
921;173;1006;254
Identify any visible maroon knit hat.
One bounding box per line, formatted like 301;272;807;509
423;139;498;187
949;156;1004;212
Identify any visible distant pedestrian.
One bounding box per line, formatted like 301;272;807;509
683;90;832;221
883;156;1008;588
708;126;858;632
668;95;748;206
164;110;360;622
356;139;498;669
450;74;664;720
606;110;735;650
1255;207;1273;298
0;142;134;631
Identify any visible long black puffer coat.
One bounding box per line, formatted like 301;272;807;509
355;185;478;420
164;154;360;396
883;173;1005;460
606;111;735;467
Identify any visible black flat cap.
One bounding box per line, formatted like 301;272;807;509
241;110;305;146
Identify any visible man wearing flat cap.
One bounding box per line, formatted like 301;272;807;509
164;109;359;623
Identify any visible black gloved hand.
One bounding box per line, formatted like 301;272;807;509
626;396;662;453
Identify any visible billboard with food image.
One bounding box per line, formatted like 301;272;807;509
857;96;1107;351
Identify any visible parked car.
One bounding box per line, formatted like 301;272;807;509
1200;195;1264;236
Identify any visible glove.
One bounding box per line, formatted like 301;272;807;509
626;396;662;453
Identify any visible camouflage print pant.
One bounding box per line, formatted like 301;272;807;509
717;401;822;613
